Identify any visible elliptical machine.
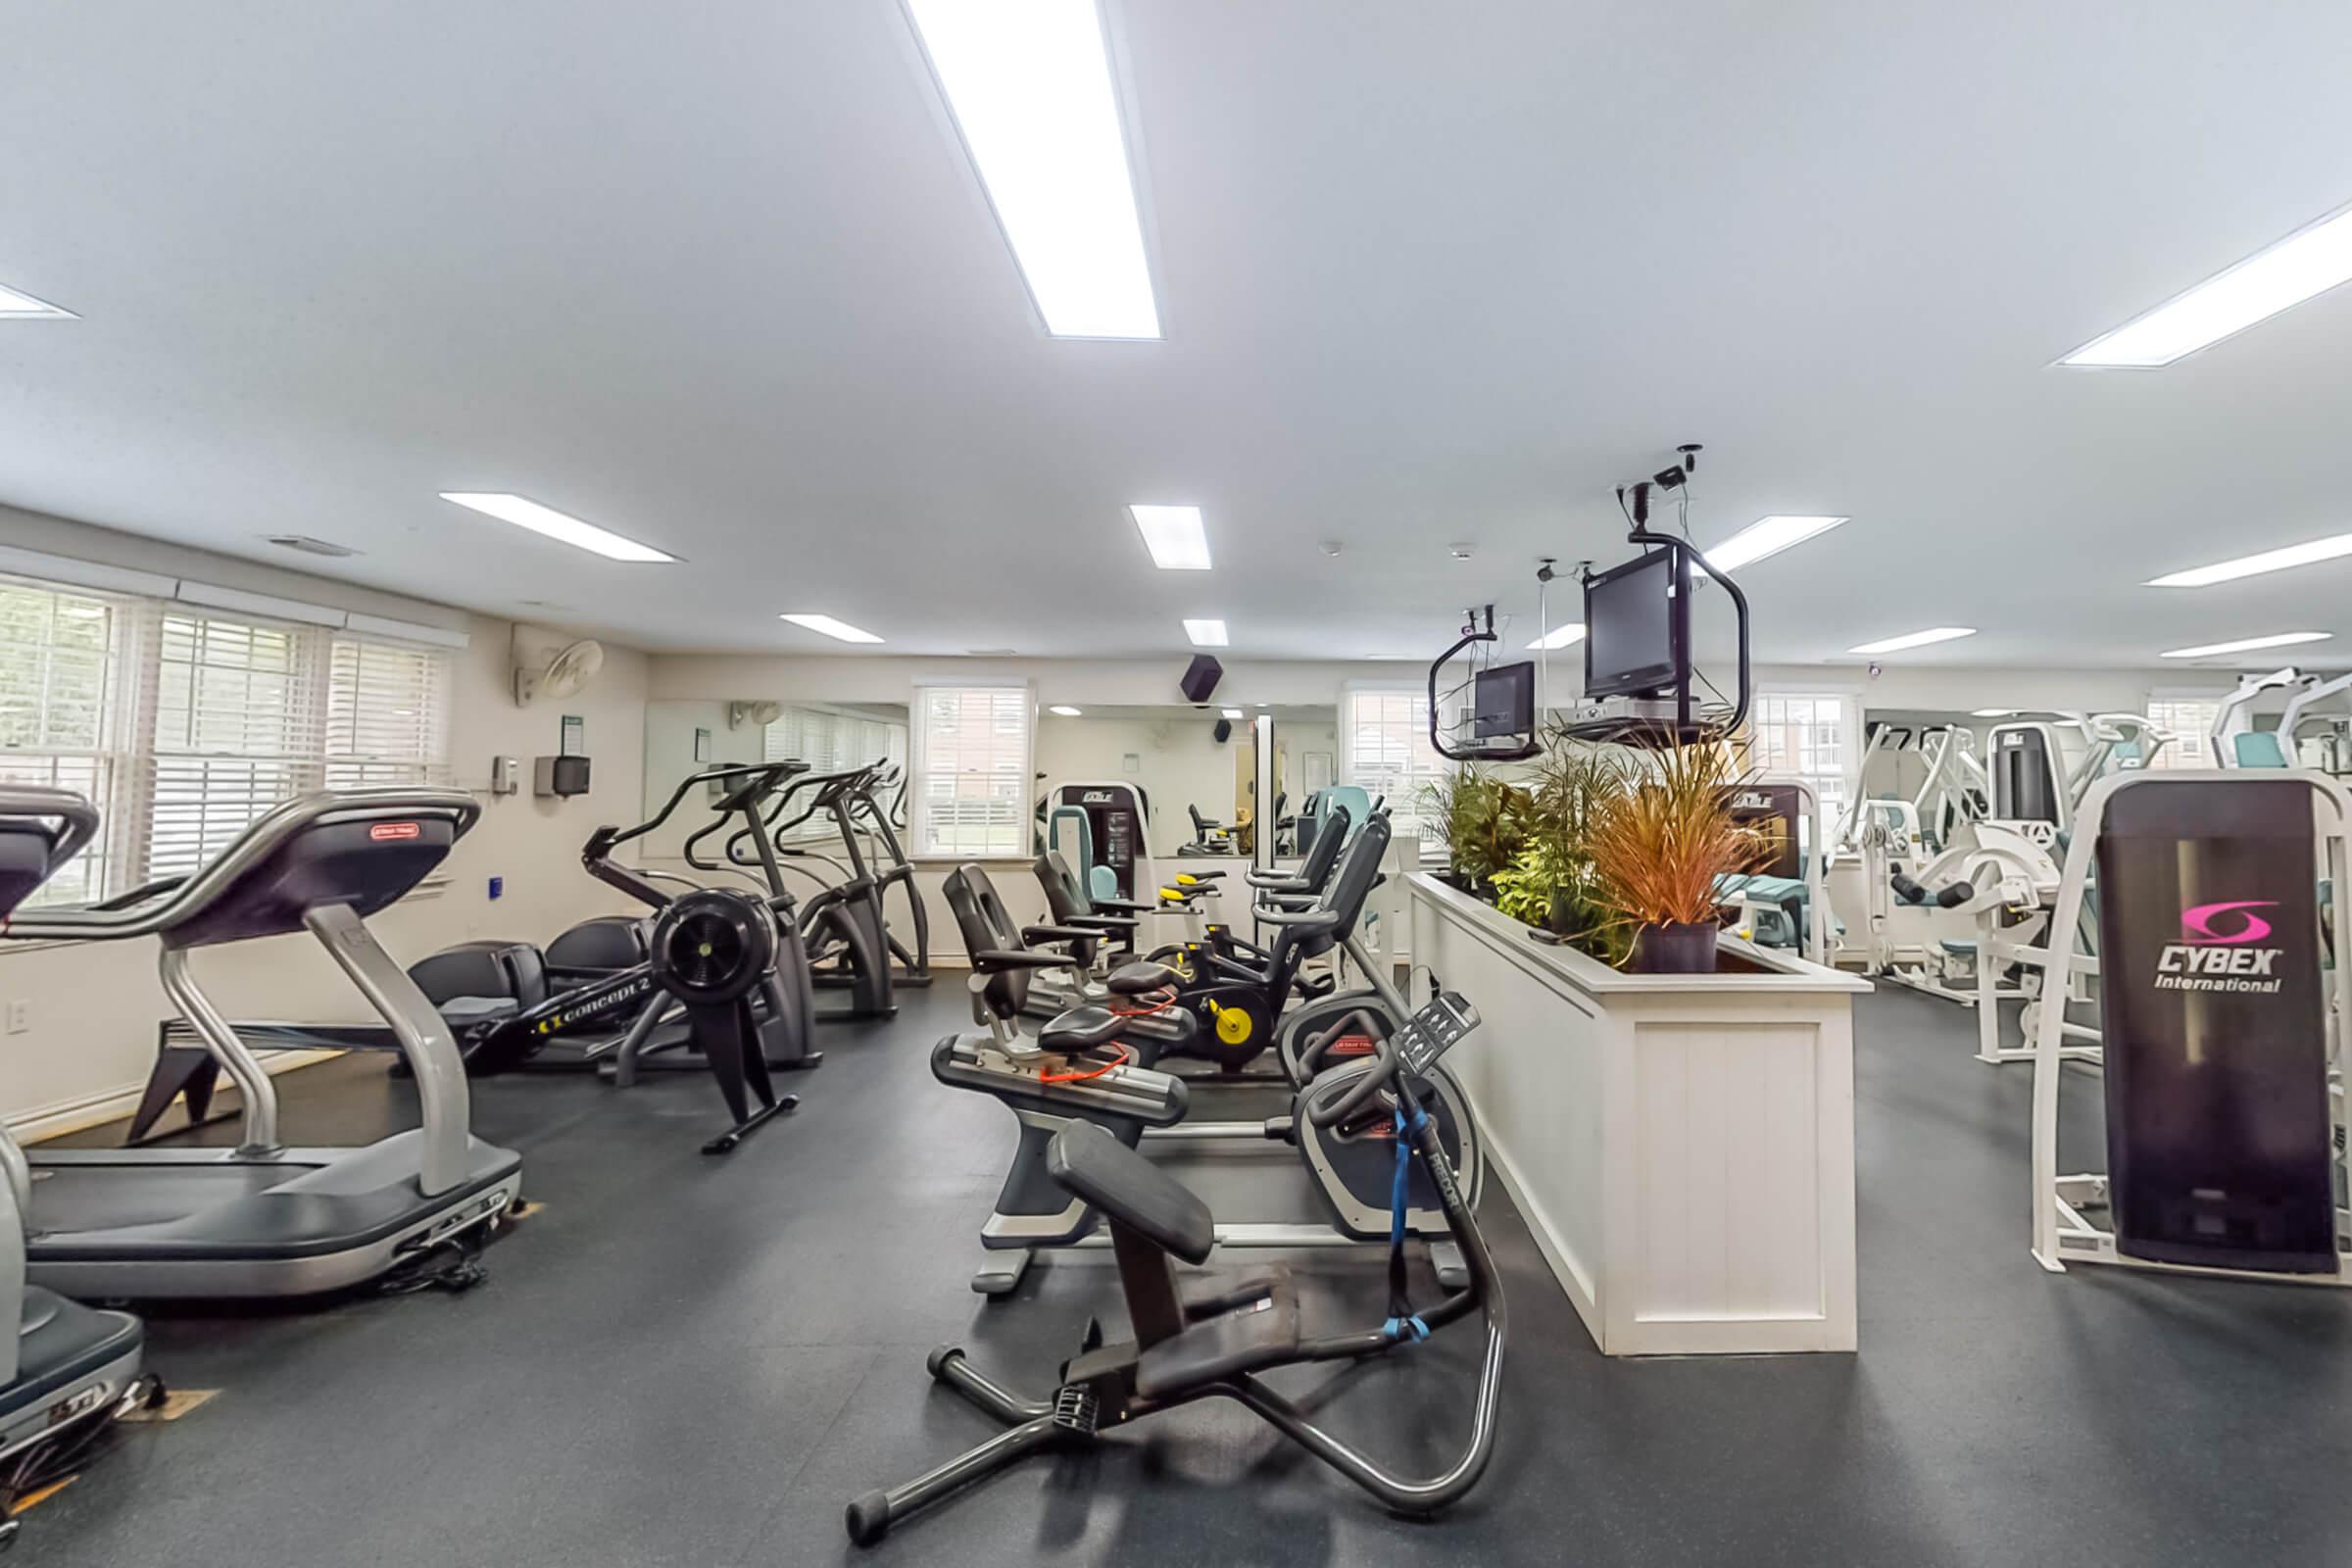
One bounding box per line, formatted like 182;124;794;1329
740;765;897;1021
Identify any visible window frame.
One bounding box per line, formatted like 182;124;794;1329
0;568;456;904
2145;689;2230;770
1746;690;1859;820
909;683;1035;861
1340;682;1451;857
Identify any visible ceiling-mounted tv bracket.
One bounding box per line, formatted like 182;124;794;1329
1614;442;1703;526
1428;604;1540;762
1565;441;1751;747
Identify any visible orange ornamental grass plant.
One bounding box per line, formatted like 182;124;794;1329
1586;737;1774;971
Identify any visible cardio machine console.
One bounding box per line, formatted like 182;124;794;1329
1393;990;1479;1075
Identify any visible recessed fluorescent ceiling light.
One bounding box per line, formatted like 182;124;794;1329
2062;205;2352;368
1972;708;2013;717
1129;505;1209;569
1220;708;1243;719
1048;705;1083;716
0;283;74;318
2147;531;2352;588
439;492;676;563
1184;618;1228;647
1700;515;1849;573
1527;623;1587;651
2159;631;2331;660
908;0;1160;339
1847;626;1977;655
779;613;884;644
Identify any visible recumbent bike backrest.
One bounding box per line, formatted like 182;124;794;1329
942;862;1040;1022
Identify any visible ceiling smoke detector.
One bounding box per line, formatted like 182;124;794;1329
1447;543;1474;561
265;533;361;559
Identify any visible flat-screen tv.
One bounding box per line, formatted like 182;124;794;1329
1583;549;1680;700
1472;661;1535;739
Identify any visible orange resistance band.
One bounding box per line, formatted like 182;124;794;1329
1041;1042;1132;1084
1108;990;1179;1019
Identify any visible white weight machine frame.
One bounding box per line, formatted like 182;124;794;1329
2280;672;2352;774
2209;667;2313;767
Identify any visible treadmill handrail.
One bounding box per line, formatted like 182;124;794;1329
0;785;101;877
0;786;480;942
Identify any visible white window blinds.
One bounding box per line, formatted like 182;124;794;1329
0;568;456;899
1749;692;1852;817
1343;686;1445;843
142;609;323;881
914;686;1031;858
2146;696;2224;769
761;704;911;840
326;634;453;789
0;578;128;903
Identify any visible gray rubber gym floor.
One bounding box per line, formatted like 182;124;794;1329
26;981;2352;1565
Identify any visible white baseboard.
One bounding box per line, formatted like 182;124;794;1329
9;1049;343;1145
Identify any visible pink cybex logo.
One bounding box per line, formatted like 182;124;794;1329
2180;901;2278;945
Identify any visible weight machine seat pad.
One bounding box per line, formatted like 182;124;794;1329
1037;1005;1131;1054
1047;1121;1215;1265
1135;1272;1302;1399
1938;938;1978;956
1106;961;1181;996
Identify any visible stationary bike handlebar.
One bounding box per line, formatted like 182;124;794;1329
1302;1008;1403;1129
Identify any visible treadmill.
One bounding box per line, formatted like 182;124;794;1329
0;790;150;1512
4;787;524;1300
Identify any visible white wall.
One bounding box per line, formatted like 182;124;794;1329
651;654;1385;709
0;512;650;1132
1752;662;2230;714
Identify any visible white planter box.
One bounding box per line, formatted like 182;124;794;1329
1408;873;1869;1356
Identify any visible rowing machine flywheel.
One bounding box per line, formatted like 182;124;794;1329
652;888;778;1006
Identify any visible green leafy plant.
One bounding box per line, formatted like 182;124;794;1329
1422;765;1532;893
1486;733;1631;956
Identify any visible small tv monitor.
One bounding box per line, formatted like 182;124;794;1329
1472;662;1535;739
1583;550;1680;700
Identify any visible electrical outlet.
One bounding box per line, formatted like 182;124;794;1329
5;1000;27;1035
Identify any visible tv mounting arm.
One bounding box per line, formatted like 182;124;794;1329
1428;604;1540;762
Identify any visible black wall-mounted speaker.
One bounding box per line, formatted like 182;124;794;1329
1212;718;1233;743
1180;654;1223;704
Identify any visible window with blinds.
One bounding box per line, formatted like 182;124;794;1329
2146;696;2224;769
761;704;910;840
0;578;127;903
1748;692;1852;817
0;568;456;900
914;686;1031;858
1343;686;1446;845
144;610;322;880
326;635;453;789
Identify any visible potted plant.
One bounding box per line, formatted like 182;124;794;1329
1586;739;1771;974
1423;765;1530;900
1492;734;1628;942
